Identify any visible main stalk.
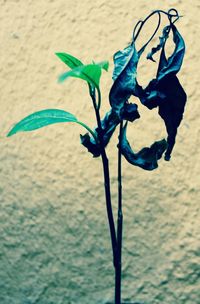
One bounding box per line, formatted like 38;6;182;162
115;121;123;304
90;87;118;268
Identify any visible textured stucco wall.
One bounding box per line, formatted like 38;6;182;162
0;0;199;303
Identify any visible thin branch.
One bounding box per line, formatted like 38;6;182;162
90;87;118;267
115;121;124;304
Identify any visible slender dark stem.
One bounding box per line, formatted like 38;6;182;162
133;11;161;54
101;148;118;268
115;121;123;304
132;8;180;53
90;86;118;268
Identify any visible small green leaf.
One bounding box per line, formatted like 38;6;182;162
97;60;109;72
55;53;83;69
58;64;101;88
58;61;109;89
7;109;78;137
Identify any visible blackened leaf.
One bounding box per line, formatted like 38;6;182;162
157;75;187;160
112;45;135;81
109;43;141;119
157;23;185;80
80;109;122;157
120;123;167;170
55;53;83;69
81;104;140;157
120;103;140;122
76;121;98;143
99;109;121;146
147;25;170;62
140;23;187;160
80;133;100;158
141;75;187;160
139;79;167;110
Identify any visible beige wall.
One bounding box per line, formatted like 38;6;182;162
0;1;199;303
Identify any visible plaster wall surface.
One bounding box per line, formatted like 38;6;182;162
0;0;199;303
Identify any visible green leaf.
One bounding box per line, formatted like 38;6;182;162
55;53;83;69
97;60;109;72
58;64;101;88
58;61;109;88
7;109;78;137
7;109;98;142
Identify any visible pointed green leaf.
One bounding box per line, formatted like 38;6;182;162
58;64;101;88
7;109;98;142
55;53;83;69
58;61;109;88
97;60;109;72
7;109;78;137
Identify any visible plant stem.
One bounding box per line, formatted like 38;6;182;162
77;121;98;143
101;148;118;268
90;88;118;268
115;121;123;304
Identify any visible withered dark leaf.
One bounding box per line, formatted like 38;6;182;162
120;103;140;122
157;23;185;80
141;23;187;160
157;75;187;160
147;25;170;62
80;110;121;157
80;133;101;158
120;123;167;170
82;10;187;166
109;43;142;120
